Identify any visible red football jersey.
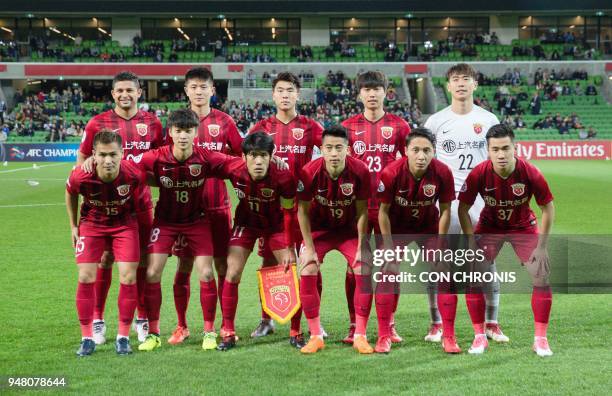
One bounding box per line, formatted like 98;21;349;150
342;113;411;210
249;115;323;180
378;158;455;233
222;160;296;231
458;158;554;231
80;109;165;211
139;146;230;224
195;108;243;211
66;160;146;227
298;156;370;231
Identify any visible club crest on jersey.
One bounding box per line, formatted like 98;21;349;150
423;184;436;197
117;184;131;197
261;188;275;198
340;183;354;196
160;176;173;188
136;123;148;136
473;123;483;134
292;128;304;141
234;188;246;199
377;180;385;193
381;126;393;140
189;164;202;177
208;124;220;137
511;183;525;196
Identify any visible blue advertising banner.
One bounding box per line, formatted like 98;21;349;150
1;143;80;162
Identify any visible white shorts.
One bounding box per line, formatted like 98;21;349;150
448;196;485;234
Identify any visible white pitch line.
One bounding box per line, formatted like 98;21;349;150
0;178;66;181
0;163;68;174
0;203;64;208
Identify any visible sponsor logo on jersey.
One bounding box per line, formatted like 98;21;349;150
127;153;144;163
189;164;202;177
473;123;483;134
234;188;246;199
377;180;385;193
423;184;436;197
261;188;275;198
297;180;304;192
441;139;457;153
292;128;304;141
160;176;173;188
511;183;525;196
340;183;354;196
136;123;148;137
353;141;366;155
117;184;131;197
208;124;220;137
381;126;393;140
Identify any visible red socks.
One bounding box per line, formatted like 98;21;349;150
317;271;323;299
144;282;162;335
117;283;138;337
218;275;226;314
345;272;356;324
290;307;303;337
374;275;395;337
532;286;552;337
136;266;147;320
76;282;95;338
93;267;112;320
173;271;191;328
466;290;486;334
354;274;373;335
200;280;217;332
221;280;239;334
437;293;458;338
300;274;321;335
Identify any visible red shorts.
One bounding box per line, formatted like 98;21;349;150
148;217;213;257
300;229;363;269
229;225;289;253
475;224;539;263
391;229;440;252
172;207;232;258
76;219;140;264
258;211;301;260
137;209;154;250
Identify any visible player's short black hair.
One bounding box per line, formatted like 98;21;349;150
356;71;388;91
322;125;349;143
486;123;515;142
272;72;301;90
167;108;199;130
406;127;436;147
93;129;123;149
241;131;275;156
446;63;478;81
112;71;140;89
184;67;214;84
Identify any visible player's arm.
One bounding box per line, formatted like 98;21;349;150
457;202;474;235
65;190;80;247
355;199;368;265
438;202;451;234
77;119;97;171
297;200;318;269
537;201;555;249
378;202;394;250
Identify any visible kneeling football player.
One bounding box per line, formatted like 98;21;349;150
297;125;373;354
376;127;455;353
217;131;301;351
457;124;555;357
66;131;147;356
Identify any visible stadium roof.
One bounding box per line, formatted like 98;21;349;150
2;0;611;16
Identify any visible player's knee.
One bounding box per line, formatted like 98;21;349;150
214;257;228;276
225;270;242;283
300;263;318;276
99;251;114;268
177;258;194;273
78;271;96;283
146;267;162;283
120;273;137;285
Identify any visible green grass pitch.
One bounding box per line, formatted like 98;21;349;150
0;160;610;394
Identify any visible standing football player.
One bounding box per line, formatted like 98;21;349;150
424;63;508;344
136;109;234;352
376;128;455;353
77;71;164;345
297;126;373;354
341;71;411;344
216;132;300;350
168;67;244;345
248;72;323;342
67;131;147;356
457;124;554;357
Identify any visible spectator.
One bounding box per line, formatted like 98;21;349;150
573;83;583;96
587;126;597;139
585;84;597;96
529;91;542;115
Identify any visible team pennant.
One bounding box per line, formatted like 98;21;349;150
257;264;301;324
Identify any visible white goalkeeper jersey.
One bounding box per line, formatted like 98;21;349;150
424;105;499;196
